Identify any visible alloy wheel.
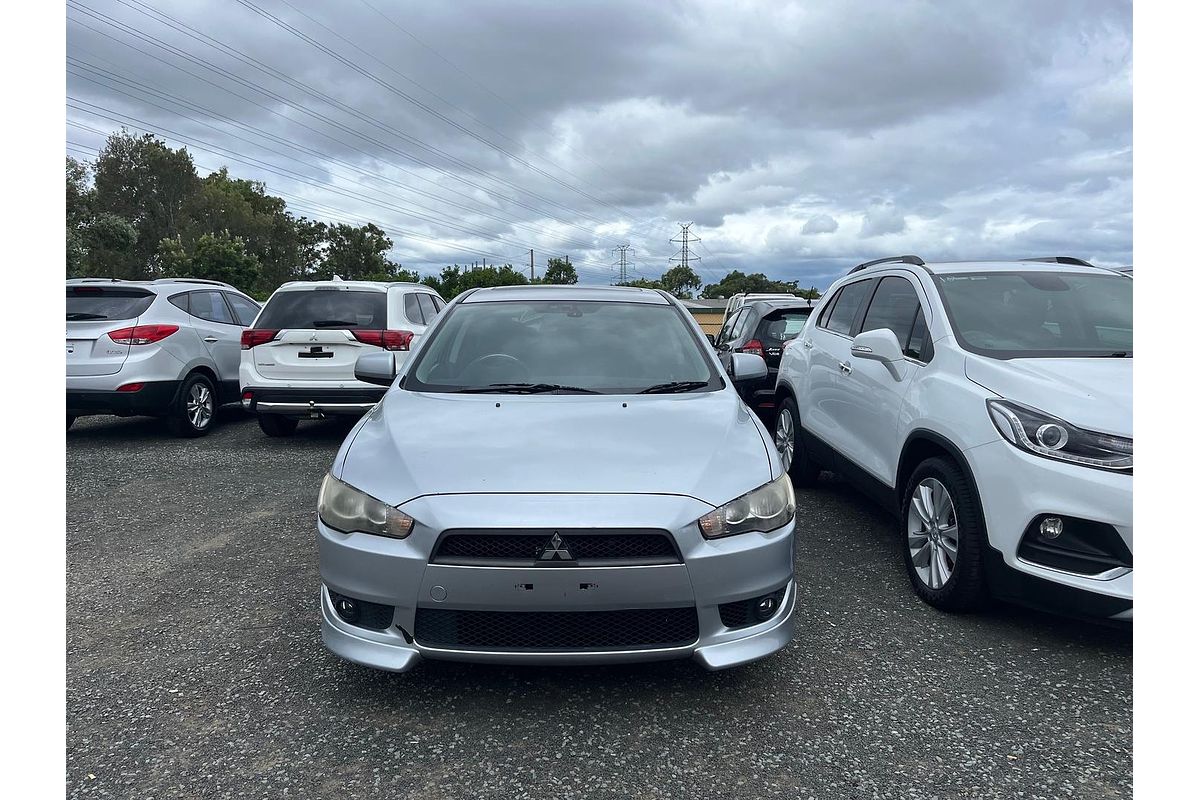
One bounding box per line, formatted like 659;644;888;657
907;477;959;590
774;408;795;472
187;383;214;430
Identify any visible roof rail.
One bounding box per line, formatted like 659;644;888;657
152;277;235;288
1021;256;1095;268
66;277;125;283
847;255;926;275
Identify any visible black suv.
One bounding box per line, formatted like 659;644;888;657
714;299;815;421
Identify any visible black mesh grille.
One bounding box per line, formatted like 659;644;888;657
719;587;787;629
432;530;679;565
415;607;699;650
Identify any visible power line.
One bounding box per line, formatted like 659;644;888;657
611;244;633;284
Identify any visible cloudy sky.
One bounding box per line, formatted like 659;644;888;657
65;0;1132;290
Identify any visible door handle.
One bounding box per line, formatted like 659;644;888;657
838;360;853;374
802;339;813;349
203;336;219;343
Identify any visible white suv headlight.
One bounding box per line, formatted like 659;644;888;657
987;399;1132;471
318;474;414;538
698;474;796;539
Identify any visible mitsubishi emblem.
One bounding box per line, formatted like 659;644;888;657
538;532;573;561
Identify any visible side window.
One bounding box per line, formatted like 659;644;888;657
823;279;873;335
861;277;922;345
431;296;445;312
416;293;438;323
168;293;189;314
190;291;237;325
906;308;931;362
730;309;755;342
815;289;841;328
404;293;426;325
717;310;744;346
225;293;261;327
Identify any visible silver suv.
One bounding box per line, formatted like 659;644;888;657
239;280;445;437
66;277;261;436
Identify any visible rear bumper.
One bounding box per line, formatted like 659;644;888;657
66;381;180;416
243;386;385;417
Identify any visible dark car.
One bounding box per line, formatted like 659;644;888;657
713;299;814;421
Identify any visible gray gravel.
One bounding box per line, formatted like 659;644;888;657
67;412;1131;799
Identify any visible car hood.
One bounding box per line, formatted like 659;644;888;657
337;390;775;508
964;354;1131;437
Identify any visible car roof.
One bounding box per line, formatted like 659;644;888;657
920;260;1107;276
274;279;432;292
462;285;671;304
744;299;816;311
66;277;246;294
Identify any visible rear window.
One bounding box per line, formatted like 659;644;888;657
758;309;812;344
66;286;154;321
255;290;387;330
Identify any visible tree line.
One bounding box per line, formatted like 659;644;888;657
67;130;816;302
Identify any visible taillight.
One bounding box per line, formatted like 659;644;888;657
241;329;280;349
107;325;179;345
116;382;145;393
738;339;765;357
352;330;413;351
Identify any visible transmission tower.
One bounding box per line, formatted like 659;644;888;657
669;223;700;273
611;244;633;284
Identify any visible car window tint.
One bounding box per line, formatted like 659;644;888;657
861;277;922;345
906;307;930;361
815;289;841;328
730;309;754;342
256;290;387;330
190;291;237;325
716;310;742;346
431;296;445;311
66;286;154;321
759;309;812;344
417;293;438;322
823;280;873;335
168;293;189;314
404;293;425;325
225;293;260;326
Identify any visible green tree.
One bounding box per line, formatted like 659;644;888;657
660;265;702;299
700;270;802;299
160;232;261;290
92;131;200;278
541;256;578;285
67;157;94;277
617;277;664;290
320;223;399;281
79;213;138;277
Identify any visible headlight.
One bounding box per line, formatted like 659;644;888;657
986;399;1132;471
318;474;414;538
698;474;796;538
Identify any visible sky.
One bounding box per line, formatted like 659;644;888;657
65;0;1133;290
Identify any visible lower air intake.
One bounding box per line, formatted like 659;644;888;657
415;607;699;650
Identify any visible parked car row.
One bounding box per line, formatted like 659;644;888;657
65;254;1132;676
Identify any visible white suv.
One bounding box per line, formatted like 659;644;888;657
773;256;1132;621
239;280;445;436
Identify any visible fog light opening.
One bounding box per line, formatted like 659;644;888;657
1040;516;1064;540
755;595;778;621
333;595;360;624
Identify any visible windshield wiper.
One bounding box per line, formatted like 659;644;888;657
1088;351;1131;358
455;383;602;394
638;381;710;394
311;319;360;328
66;312;108;321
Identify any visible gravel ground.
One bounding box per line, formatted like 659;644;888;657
66;412;1131;799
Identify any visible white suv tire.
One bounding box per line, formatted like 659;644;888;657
773;397;820;487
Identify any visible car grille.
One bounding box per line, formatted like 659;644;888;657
414;607;699;651
718;587;787;629
431;529;680;566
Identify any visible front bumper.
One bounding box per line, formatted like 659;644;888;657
66;380;181;416
318;492;796;672
965;438;1132;620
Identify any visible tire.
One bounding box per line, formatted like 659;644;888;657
168;373;217;438
258;414;299;437
67;415;76;431
901;456;988;611
773;397;820;487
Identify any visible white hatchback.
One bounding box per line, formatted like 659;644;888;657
239;280;445;436
774;256;1132;621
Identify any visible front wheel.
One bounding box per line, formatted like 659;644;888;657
901;456;988;611
773;397;820;487
258;414;299;437
168;373;217;438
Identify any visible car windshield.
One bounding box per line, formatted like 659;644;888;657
405;299;721;394
66;287;154;321
255;289;386;330
934;271;1132;358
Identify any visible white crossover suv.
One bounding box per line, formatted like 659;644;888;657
773;256;1131;621
239;280;445;436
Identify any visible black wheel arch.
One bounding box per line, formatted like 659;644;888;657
896;429;987;538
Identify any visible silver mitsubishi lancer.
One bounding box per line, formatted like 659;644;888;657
317;285;796;672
